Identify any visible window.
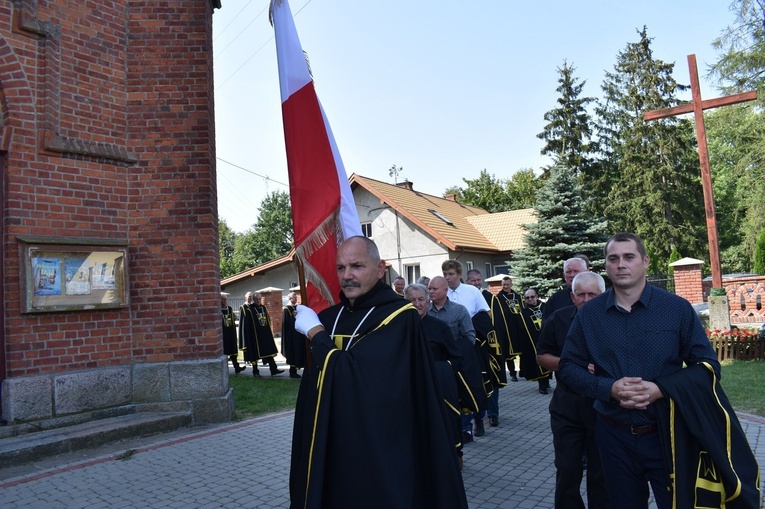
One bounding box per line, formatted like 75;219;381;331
427;209;453;225
405;264;421;283
465;261;474;271
485;263;492;278
361;222;372;238
494;264;510;275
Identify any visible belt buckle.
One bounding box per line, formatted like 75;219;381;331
630;424;642;435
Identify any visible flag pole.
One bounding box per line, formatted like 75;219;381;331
293;254;312;373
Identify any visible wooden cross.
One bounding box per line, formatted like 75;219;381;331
644;54;757;289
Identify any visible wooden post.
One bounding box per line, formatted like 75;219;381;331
644;54;757;289
294;255;313;373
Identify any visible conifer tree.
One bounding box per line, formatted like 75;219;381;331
537;61;596;179
510;163;608;297
594;27;707;272
709;0;765;94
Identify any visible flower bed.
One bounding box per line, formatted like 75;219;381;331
708;328;765;361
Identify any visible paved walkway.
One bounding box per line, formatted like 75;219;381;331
1;363;764;508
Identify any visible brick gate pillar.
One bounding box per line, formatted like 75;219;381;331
258;287;285;335
669;257;704;304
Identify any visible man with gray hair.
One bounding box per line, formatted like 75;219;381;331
544;257;589;320
291;236;468;508
428;276;485;443
537;271;609;509
239;291;283;377
281;291;304;379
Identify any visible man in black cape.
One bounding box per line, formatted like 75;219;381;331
515;288;551;393
405;282;464;467
281;292;305;379
544;257;588;321
491;276;523;383
238;291;284;377
221;293;245;374
290;236;468;509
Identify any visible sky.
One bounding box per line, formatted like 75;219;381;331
213;0;737;233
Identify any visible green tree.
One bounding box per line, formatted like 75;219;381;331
709;0;765;94
251;190;293;262
230;191;293;273
456;169;512;212
594;27;707;271
446;169;540;212
231;230;259;273
506;169;541;209
754;231;765;274
706;103;765;271
219;219;238;279
537;61;596;179
667;246;682;277
510;163;609;297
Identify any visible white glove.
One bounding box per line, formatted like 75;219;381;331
295;305;322;337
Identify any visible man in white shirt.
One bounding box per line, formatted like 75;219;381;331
442;259;496;439
441;260;490;317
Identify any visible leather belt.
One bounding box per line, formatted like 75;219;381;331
599;414;657;435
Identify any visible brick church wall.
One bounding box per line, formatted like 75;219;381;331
1;0;228;425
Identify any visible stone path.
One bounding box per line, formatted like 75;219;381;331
1;360;763;508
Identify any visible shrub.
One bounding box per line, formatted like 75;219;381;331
707;328;759;341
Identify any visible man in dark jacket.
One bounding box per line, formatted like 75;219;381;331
290;236;468;509
537;272;610;509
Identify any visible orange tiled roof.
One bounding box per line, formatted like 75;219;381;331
352;174;505;253
466;208;536;251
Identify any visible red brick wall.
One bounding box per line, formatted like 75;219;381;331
261;291;284;335
673;264;704;305
1;0;220;378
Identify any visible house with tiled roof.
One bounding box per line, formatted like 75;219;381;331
221;173;537;312
351;174;536;282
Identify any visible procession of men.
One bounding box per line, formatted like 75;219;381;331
225;234;759;509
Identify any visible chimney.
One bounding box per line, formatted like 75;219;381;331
396;179;413;191
445;193;458;202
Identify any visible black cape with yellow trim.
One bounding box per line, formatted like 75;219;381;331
289;281;468;509
453;330;487;414
421;314;463;450
281;304;307;368
490;289;523;361
238;303;279;361
473;310;506;390
511;303;549;381
655;362;760;509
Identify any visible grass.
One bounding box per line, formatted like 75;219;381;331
720;359;765;417
228;374;300;420
227;360;765;420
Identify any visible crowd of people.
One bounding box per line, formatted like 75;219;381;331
222;232;760;509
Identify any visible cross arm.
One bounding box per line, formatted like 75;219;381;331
644;90;757;121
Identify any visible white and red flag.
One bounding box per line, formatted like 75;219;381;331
270;0;362;312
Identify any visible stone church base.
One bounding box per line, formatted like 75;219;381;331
1;357;234;431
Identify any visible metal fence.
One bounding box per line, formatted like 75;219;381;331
226;297;245;320
647;275;675;293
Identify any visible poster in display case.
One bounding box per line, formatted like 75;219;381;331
19;237;129;313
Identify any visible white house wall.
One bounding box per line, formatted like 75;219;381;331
221;263;298;309
355;188;447;282
221;187;512;304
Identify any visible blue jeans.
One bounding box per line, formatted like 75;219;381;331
461;413;472;432
595;416;671;509
487;389;499;418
